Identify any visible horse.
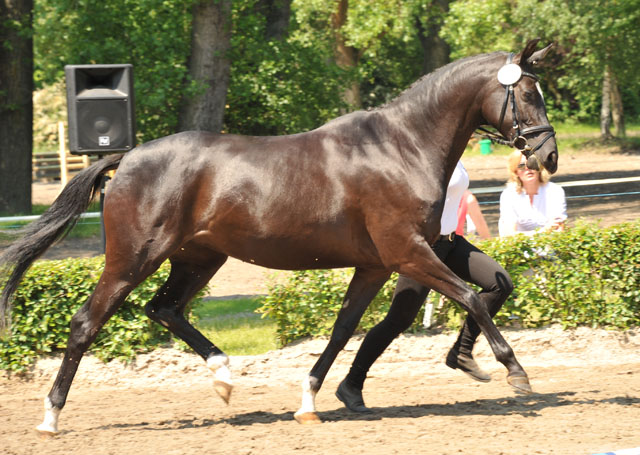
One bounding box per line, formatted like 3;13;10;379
0;38;557;434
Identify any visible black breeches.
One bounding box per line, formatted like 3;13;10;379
346;235;513;389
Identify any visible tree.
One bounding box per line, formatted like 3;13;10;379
256;0;291;40
0;0;33;215
34;0;193;143
178;0;232;133
415;0;451;75
514;0;640;135
293;0;440;111
223;0;346;135
439;0;517;60
441;0;640;130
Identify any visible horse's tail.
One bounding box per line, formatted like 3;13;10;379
0;153;124;331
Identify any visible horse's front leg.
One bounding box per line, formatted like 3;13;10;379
294;267;390;424
373;230;531;394
408;250;530;392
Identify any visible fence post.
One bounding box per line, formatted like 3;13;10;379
58;121;69;186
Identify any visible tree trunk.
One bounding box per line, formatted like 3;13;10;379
256;0;291;41
179;0;232;133
600;67;612;140
331;0;361;110
0;0;33;214
609;72;625;138
416;0;451;75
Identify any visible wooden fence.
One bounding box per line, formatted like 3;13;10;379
32;122;95;185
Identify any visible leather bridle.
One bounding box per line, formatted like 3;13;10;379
477;53;556;161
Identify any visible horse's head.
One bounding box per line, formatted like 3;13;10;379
481;39;558;174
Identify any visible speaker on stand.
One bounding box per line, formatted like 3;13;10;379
64;64;136;253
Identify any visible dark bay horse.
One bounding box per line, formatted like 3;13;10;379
0;39;557;433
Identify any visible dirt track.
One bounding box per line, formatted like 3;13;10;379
2;327;640;454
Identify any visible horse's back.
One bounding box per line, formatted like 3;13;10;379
102;129;389;269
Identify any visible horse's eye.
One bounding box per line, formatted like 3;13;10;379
523;91;535;101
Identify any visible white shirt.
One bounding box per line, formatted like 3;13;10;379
440;161;469;235
498;181;567;236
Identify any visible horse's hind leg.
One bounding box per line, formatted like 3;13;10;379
37;262;159;436
144;253;233;402
294;267;390;424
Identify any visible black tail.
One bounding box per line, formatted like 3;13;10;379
0;153;124;330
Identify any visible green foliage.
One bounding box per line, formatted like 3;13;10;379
34;0;193;142
290;0;431;112
0;257;204;373
33;81;66;149
258;268;422;346
224;0;346;135
442;0;640;124
259;221;640;346
440;0;517;60
31;0;640;141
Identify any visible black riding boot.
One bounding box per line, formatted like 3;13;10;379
446;316;491;382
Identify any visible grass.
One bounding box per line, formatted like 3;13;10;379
190;297;278;356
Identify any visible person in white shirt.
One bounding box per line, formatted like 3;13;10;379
499;150;567;237
336;161;514;413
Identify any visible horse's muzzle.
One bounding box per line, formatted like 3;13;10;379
544;150;558;174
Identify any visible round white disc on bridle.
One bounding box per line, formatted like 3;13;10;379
497;63;523;85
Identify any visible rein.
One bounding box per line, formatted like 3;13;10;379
476;53;555;160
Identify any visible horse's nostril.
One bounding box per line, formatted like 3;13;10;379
545;151;558;174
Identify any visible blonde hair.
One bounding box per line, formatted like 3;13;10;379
507;150;550;193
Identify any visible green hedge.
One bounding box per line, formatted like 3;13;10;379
0;257;204;373
259;221;640;345
3;221;639;372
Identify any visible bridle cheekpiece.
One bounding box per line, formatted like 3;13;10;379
477;53;556;161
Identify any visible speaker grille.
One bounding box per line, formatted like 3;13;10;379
65;64;135;154
76;99;130;151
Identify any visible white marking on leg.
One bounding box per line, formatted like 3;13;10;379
36;397;60;434
206;353;232;386
207;353;233;403
295;375;317;415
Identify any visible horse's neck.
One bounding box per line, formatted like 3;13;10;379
388;58;496;169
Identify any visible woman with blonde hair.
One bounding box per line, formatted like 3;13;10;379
499;150;567;237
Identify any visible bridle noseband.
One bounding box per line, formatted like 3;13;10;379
477;53;556;160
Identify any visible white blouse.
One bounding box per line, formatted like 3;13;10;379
440;161;469;235
499;181;567;236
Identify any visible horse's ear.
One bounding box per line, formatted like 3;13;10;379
526;43;553;66
514;38;542;65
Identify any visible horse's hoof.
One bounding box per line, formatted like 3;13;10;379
507;374;533;394
214;380;233;404
35;427;57;439
294;411;322;425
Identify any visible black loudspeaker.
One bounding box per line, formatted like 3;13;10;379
65;64;135;154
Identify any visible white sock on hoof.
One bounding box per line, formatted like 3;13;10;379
295;375;317;416
207;354;232;385
36;397;60;434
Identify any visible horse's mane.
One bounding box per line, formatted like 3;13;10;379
374;51;507;115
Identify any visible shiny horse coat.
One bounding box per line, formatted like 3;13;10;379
0;39;557;432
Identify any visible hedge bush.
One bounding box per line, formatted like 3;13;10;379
259;221;640;346
0;257;204;373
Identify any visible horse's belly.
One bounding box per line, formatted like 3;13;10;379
191;230;380;271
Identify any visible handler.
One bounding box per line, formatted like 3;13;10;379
336;160;514;412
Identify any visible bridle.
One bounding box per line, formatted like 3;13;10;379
476;53;556;161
